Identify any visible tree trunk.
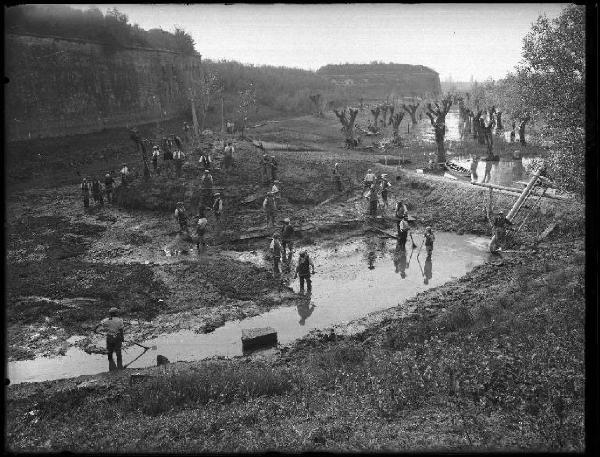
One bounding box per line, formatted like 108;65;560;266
191;98;199;137
435;124;446;164
519;120;528;145
410;112;417;125
221;96;224;133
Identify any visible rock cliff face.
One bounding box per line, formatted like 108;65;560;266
317;63;441;100
5;33;202;141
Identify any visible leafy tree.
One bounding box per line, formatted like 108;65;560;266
236;84;256;138
515;4;585;195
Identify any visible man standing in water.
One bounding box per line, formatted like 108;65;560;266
397;214;410;248
294;250;315;294
94;307;124;371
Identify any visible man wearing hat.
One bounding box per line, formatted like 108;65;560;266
152;145;160;173
104;172;115;203
270;232;283;277
363;169;376;190
380;174;391;209
120;163;130;186
424;226;435;258
294;250;315;294
398;214;410;248
199;149;212;171
173;146;185;178
263;191;277;227
281;217;294;264
94;307;124;371
80;177;91;209
174;201;190;235
271;180;281;201
200;169;214;208
333;163;343;192
490;210;512;253
212;192;223;224
269;156;278;182
261;153;271;183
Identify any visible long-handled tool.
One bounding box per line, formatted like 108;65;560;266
416;235;426;258
93;328;156;351
123;346;149;369
406;243;416;268
409;232;417;249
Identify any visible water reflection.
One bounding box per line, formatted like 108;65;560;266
297;300;316;326
453;155;533;187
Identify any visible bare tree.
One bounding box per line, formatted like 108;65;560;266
198;71;223;132
370;106;381;127
334;107;360;147
402;102;420;125
425;96;453;165
237;84;256;138
381;104;390;126
389;111;405;145
309;93;323;116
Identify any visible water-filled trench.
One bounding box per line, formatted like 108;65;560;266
8;232;491;385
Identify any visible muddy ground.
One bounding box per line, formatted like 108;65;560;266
5;108;585;451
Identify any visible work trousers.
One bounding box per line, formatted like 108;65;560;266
93;193;103;206
175;160;183;177
335;176;342;191
426;244;433;257
105;189;113;203
369;200;378;216
266;210;275;227
398;230;408;247
83;195;90;208
273;256;281;276
299;275;312;293
106;335;123;371
152;159;158;172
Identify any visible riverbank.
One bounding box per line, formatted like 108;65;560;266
5;110;585;451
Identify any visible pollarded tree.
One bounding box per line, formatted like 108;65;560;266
309;93;323;116
334;107;359;146
381;104;390;126
389;111;406;145
425;96;453;165
402;102;420;125
370;106;381;127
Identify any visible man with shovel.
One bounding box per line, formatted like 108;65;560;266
93;307;124;371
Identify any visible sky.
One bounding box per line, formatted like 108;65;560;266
69;3;569;81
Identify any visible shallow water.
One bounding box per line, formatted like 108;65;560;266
450;156;537;188
8;232;491;384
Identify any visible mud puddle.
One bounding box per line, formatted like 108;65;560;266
8;232;491;384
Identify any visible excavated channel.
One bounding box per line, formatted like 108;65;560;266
8;232;491;384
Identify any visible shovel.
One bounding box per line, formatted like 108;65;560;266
409;233;417;249
93;328;157;351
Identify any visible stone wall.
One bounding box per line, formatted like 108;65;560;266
5;33;202;141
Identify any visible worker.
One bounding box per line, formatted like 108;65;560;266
281;217;294;264
269;156;278;182
394;200;408;232
200;169;214;208
174;201;190;235
93;307;124;371
380;174;391;208
152;146;160;174
212;192;223;224
91;177;104;207
424;226;435;258
398;214;410;248
223;142;234;170
261;153;271;183
271;180;281;201
173;148;185;178
226;119;234;134
263;192;277;227
270;232;283;277
196;206;208;252
333;163;343;191
363;168;376;189
294;250;315;294
120;163;130;186
104;172;115;203
81;177;91;209
490;210;512;253
368;183;379;216
199;150;212;171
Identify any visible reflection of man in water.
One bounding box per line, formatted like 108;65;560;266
297;300;316;326
470;155;479;182
394;242;407;278
483;160;493;183
423;256;433;285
